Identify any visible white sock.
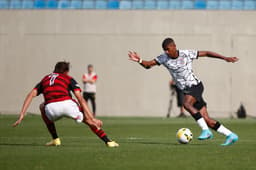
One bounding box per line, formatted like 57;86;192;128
217;125;232;136
197;118;209;130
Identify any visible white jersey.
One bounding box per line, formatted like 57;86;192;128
155;49;200;90
82;72;97;93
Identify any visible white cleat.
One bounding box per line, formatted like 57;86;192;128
106;141;119;148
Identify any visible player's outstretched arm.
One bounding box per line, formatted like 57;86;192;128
73;90;102;129
12;89;38;127
198;51;239;63
128;51;157;69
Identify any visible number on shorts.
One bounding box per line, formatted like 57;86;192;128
49;73;59;86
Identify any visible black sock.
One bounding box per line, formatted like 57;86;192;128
89;126;111;143
47;123;58;139
101;135;111;143
52;132;58;139
211;121;221;131
192;112;202;121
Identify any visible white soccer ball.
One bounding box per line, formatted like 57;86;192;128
176;128;193;144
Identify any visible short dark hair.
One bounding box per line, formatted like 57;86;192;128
88;64;93;68
162;38;174;50
54;61;70;73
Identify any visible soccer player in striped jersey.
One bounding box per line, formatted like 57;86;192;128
128;38;239;146
13;61;119;147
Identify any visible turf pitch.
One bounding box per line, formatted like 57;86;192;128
0;115;255;170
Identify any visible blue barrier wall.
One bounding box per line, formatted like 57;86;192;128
1;0;256;10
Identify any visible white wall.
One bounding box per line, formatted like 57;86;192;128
0;10;255;117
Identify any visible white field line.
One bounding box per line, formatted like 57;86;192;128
0;136;254;142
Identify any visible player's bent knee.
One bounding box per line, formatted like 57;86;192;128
183;102;193;111
194;100;207;110
73;114;84;123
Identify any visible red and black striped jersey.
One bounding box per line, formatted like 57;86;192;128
34;73;81;104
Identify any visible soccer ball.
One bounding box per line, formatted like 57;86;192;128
176;128;193;144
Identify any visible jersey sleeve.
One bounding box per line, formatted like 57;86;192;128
155;54;168;65
69;78;81;92
82;74;86;80
185;50;199;59
34;82;43;96
92;75;98;81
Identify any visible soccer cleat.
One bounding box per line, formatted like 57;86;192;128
198;129;213;140
45;138;61;146
106;141;119;148
221;133;238;146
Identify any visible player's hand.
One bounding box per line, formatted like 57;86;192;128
12;116;24;127
93;118;103;128
85;118;102;129
225;57;239;63
128;51;140;62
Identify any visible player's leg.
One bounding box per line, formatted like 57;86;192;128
65;100;119;147
183;95;213;140
177;89;185;117
183;83;213;140
87;124;119;147
84;92;95;116
90;93;96;117
84;117;119;147
83;92;89;102
177;106;186;117
200;106;238;146
199;106;216;128
39;103;61;146
166;90;175;118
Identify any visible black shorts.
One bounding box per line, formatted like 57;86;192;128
183;82;207;110
83;92;96;101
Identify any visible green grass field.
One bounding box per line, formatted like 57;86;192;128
0;115;255;170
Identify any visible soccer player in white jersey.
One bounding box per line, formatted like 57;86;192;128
128;38;239;146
